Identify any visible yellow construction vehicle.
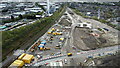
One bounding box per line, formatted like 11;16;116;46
52;32;57;35
18;53;26;60
44;47;50;50
57;32;62;35
55;47;61;49
51;28;55;31
67;53;72;56
48;32;51;34
51;53;54;55
40;47;44;51
60;38;64;41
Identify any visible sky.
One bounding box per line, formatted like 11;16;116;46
0;0;120;2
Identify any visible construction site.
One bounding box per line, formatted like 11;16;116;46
5;6;119;68
73;26;119;50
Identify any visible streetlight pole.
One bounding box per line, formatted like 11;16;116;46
47;0;50;15
98;8;100;19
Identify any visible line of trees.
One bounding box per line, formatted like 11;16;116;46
2;12;43;24
72;8;119;31
35;2;46;12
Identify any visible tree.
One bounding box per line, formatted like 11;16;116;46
19;14;23;19
35;2;46;12
11;15;14;20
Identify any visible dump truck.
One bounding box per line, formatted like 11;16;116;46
67;53;72;56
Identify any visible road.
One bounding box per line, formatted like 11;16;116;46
66;8;81;52
4;0;120;2
32;45;119;66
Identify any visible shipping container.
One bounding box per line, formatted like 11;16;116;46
18;53;26;60
10;60;24;68
38;45;44;48
41;41;46;45
22;54;34;64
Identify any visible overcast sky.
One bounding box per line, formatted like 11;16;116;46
0;0;120;2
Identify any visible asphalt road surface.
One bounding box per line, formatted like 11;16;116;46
32;45;119;66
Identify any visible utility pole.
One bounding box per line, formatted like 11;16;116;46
98;8;100;19
47;0;50;15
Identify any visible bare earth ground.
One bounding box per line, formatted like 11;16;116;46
93;53;120;66
73;28;97;50
73;27;119;51
59;19;72;27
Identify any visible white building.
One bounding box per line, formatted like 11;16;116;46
49;61;63;66
76;22;92;29
24;7;43;13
